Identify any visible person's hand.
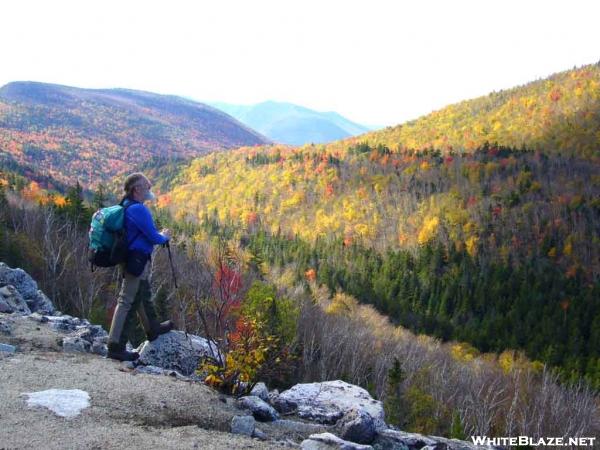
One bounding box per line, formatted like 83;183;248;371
161;228;172;240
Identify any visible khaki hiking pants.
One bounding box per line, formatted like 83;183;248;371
108;263;157;346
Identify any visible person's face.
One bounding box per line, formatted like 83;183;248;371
133;178;152;201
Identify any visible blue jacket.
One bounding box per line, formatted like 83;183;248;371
123;199;168;255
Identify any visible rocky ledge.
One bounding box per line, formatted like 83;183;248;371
0;262;499;449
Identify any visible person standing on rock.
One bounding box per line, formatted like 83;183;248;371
107;173;174;361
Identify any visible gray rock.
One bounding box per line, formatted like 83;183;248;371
28;313;49;323
91;339;107;356
0;300;12;313
336;408;376;444
250;382;270;402
236;395;280;422
0;263;55;314
278;381;385;429
0;343;17;353
252;427;268;440
273;394;298;415
270;418;329;436
0;301;14;314
0;284;31;314
72;324;108;343
301;432;373;450
268;388;280;405
47;315;80;333
372;430;497;450
231;415;256;437
136;331;216;376
62;336;91;353
372;429;437;450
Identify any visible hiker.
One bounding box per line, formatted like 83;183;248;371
107;173;174;361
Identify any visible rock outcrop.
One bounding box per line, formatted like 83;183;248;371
275;380;385;430
0;284;31;314
0;263;500;449
0;263;54;314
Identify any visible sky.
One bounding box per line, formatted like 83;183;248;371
1;0;599;127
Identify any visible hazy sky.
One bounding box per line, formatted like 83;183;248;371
1;0;598;127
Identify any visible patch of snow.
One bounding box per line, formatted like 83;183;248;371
22;389;90;418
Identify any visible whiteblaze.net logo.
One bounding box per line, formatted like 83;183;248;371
471;436;597;447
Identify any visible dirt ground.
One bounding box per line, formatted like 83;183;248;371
0;315;297;449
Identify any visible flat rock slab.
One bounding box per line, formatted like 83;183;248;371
22;389;90;418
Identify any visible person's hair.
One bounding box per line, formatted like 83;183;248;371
123;172;148;198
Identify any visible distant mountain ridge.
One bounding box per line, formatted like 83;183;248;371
0;82;269;188
208;100;372;145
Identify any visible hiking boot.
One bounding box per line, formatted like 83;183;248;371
146;320;174;342
107;342;139;362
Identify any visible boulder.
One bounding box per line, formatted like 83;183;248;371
231;415;255;437
0;284;31;314
0;263;55;314
62;336;91;353
301;432;373;450
277;380;385;429
250;382;269;402
136;331;216;376
236;395;279;422
335;408;376;444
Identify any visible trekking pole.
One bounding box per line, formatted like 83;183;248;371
165;241;178;289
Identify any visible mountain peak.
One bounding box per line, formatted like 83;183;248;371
208;100;372;145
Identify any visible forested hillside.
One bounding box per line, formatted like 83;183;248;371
354;63;599;158
0;82;268;189
157;64;600;386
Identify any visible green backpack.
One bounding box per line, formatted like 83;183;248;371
88;202;131;268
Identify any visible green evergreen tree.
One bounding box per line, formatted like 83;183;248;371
383;358;406;427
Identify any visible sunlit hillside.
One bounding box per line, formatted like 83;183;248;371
156;64;600;386
345;63;599;158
